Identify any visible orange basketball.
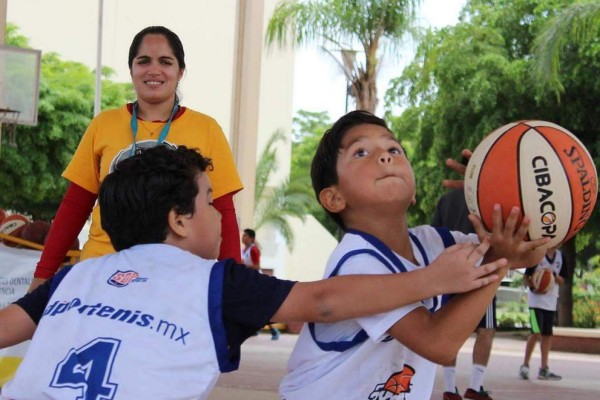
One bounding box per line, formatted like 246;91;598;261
531;268;555;294
464;121;598;248
21;220;52;245
0;214;30;247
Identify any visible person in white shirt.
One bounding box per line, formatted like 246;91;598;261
519;246;566;381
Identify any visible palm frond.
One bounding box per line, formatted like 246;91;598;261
254;175;313;251
255;129;287;203
532;1;600;94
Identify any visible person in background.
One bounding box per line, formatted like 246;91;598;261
519;246;566;381
28;26;243;292
432;188;498;400
242;228;280;340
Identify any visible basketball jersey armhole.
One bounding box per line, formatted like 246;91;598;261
48;266;74;299
208;260;239;372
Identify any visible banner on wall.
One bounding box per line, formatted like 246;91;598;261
0;244;38;386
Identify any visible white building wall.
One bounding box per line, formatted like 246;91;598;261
6;0;338;282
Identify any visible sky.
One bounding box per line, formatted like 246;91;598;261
5;0;466;121
292;0;466;118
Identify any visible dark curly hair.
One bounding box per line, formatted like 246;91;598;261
99;145;211;251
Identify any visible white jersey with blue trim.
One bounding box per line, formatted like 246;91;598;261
280;225;477;400
1;244;232;400
527;250;564;311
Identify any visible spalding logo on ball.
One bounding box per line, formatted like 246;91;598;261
465;120;598;248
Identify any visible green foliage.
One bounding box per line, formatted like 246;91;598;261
384;0;600;258
497;300;529;330
497;269;600;329
532;0;600;94
290;110;341;238
254;130;314;250
572;269;600;328
0;25;134;219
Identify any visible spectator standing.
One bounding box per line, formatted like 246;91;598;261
242;228;280;340
519;246;566;381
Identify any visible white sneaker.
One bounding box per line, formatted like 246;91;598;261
519;364;529;380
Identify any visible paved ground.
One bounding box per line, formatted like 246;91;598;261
208;330;600;400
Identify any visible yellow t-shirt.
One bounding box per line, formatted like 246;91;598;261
63;105;243;260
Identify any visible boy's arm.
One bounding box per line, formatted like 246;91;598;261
523;266;535;290
388;205;546;365
0;304;36;349
271;240;503;323
388;264;507;365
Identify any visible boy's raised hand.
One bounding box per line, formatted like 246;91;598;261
469;204;549;269
428;237;507;295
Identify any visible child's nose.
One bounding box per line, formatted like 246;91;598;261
379;153;392;163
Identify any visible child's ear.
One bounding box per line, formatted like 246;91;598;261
167;209;188;238
411;194;417;206
318;187;346;213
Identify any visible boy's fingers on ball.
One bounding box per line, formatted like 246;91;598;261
504;206;520;233
515;215;531;238
491;204;503;230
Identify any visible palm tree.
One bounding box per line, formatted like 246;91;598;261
266;0;421;113
533;1;600;94
253;129;313;251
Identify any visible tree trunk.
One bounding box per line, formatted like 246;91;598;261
351;78;378;114
557;237;576;326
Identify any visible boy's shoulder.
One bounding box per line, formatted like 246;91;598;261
329;226;477;273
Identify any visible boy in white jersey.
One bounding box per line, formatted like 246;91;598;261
280;111;548;400
0;145;504;399
519;246;566;381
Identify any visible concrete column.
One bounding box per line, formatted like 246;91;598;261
0;0;6;45
230;0;264;231
0;0;7;154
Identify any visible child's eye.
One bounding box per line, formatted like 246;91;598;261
389;147;403;155
160;60;173;65
353;149;368;158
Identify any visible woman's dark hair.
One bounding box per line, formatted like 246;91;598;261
128;26;186;70
99;145;211;251
310;110;392;231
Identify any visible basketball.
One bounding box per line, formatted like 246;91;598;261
464;120;598;248
0;214;30;247
531;268;555;294
21;220;52;245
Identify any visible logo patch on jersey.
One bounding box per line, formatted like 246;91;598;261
368;365;415;399
107;270;147;287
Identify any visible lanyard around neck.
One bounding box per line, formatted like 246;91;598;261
129;100;180;155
